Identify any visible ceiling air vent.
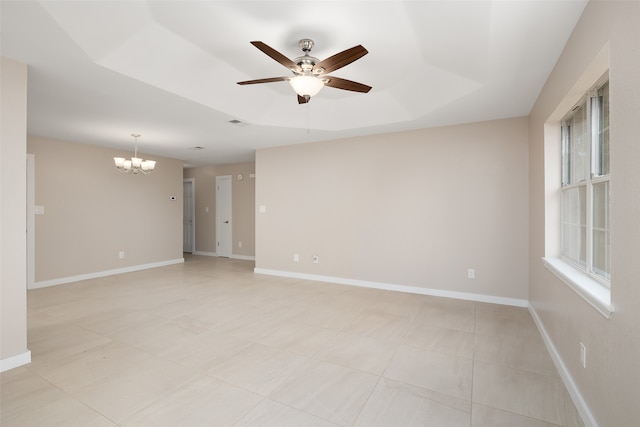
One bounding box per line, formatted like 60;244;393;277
229;119;249;127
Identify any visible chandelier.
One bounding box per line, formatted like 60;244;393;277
113;134;156;175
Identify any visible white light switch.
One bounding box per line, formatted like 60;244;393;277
259;205;266;213
34;206;45;215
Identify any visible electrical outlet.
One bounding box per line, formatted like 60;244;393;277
580;342;587;368
313;254;319;264
238;241;242;248
293;254;299;262
467;268;475;279
119;251;125;259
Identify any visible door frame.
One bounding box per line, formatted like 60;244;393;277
215;175;232;257
183;178;195;254
27;154;35;289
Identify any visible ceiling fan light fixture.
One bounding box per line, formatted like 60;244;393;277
289;75;324;98
237;39;370;103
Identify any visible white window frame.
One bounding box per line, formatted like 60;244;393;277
560;76;610;285
542;47;615;318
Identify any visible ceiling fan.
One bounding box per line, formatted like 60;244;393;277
237;39;372;104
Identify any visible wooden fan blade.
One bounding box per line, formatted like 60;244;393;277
297;95;309;104
323;76;372;93
251;41;301;73
237;76;290;85
313;45;368;75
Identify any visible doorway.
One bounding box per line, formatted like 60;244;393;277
183;179;195;253
216;175;232;257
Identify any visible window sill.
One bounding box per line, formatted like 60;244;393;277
542;257;613;319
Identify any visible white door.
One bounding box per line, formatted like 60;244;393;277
183;179;195;253
216;175;232;257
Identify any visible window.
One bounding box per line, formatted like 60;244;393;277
561;77;610;283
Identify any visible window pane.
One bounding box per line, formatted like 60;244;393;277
593;181;609;229
596;82;610;176
565;103;589;185
561;125;569;186
579;185;586;265
562;186;586;266
593;180;610;279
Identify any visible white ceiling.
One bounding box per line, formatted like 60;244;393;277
2;0;587;167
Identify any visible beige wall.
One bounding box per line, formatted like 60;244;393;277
28;135;184;284
1;57;30;369
529;1;640;425
256;117;529;301
183;162;255;258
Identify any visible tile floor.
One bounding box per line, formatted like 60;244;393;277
1;255;585;426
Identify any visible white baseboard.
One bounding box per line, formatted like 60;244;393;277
0;350;31;372
528;304;598;427
192;251;255;261
231;254;256;261
254;268;528;307
193;251;217;257
30;258;185;289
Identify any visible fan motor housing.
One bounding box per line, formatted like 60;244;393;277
293;55;320;73
294;39;321;74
